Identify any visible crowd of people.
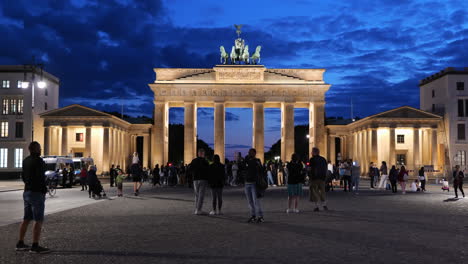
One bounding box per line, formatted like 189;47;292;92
14;141;466;254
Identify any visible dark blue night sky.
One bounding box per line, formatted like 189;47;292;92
1;0;467;159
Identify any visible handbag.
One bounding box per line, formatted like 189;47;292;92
403;173;409;181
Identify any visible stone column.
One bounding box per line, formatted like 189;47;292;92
85;126;92;157
371;128;378;163
389;127;396;165
61;126;68;156
252;102;264;162
431;129;438;169
143;134;149;168
102;126;110;174
184;102;197;165
329;136;336;164
214;102;225;162
281;102;294;162
309;103;316;156
413;128;420;169
109;128;115;165
44;126;50;156
153;102;169;166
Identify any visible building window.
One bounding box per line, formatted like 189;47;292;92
2;80;10;88
45;89;48;96
458;100;464;117
457;82;465;91
75;133;84;142
396;154;406;166
0;148;7;168
15;122;23;138
2;99;9;115
14;148;23;168
456;150;466;166
397;135;405;144
458;123;466;140
1;122;8;138
17;99;23;114
432;104;435;112
44;102;48;110
10;99;17;114
432;90;435;98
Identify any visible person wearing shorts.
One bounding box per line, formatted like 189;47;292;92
16;142;50;254
131;163;142;196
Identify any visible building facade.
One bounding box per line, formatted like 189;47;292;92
420;67;468;172
0;65;59;177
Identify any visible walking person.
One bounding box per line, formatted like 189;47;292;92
109;164;116;187
277;164;284;186
87;165;99;198
244;148;265;223
398;166;409;194
208;155;225;215
389;165;398;193
286;153;305;213
190;148;210;215
115;170;126;197
231;161;238;186
267;163;275;186
368;162;376;189
378;161;388;189
418;167;426;192
351;161;361;194
16;142;50;253
130;153;142;196
80;166;88;191
453;165;465;198
308;147;329;212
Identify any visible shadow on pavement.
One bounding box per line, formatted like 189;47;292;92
443;198;459;202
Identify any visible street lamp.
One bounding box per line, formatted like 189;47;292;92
306;134;310;138
22;63;47;141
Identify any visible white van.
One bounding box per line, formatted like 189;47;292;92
42;156;74;186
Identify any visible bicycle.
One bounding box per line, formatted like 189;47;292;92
45;174;58;197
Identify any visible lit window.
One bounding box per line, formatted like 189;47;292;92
0;148;7;168
458;124;466;140
10;99;16;114
457;82;465;91
17;81;23;88
2;99;9;115
18;99;23;114
457;150;466;166
397;135;405;144
1;122;8;138
15;122;23;138
76;133;84;142
14;148;23;168
2;80;10;88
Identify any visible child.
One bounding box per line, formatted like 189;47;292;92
441;178;450;192
115;170;127;197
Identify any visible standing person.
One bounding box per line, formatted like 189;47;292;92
152;164;160;187
16;141;50;253
87;165;98;198
342;160;352;192
244;148;265;223
189;149;210;215
286;153;304;213
109;164;116;187
61;166;68;187
80;166;88;191
277;164;284;186
351;161;361;194
378;161;388;190
208;155;225;215
308;147;329;212
398;166;409;194
418;167;426;192
160;165;166;186
266;164;275;186
130;154;142;196
115;170;126;197
368;162;375;189
453;165;465;198
389;165;398;193
231;161;238;186
68;165;74;188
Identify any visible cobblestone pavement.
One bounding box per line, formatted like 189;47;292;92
0;183;467;264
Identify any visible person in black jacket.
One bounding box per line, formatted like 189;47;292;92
286;153;305;213
208;155;225;215
244;148;265;223
109;164;116;187
16;141;50;253
189;148;210;215
308;147;329;212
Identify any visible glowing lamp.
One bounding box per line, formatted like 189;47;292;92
21;81;29;88
37;81;46;88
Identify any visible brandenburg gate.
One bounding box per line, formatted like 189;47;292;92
149;65;330;165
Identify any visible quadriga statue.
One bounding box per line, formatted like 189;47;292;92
219;46;229;64
251;46;261;65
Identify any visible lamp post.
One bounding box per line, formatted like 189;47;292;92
22;64;47;141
